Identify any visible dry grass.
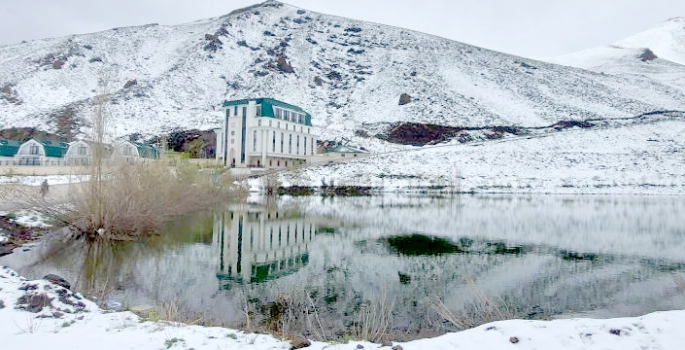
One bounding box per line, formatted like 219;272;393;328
350;289;395;342
674;274;685;295
431;280;516;330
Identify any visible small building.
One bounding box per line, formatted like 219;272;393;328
112;141;159;163
309;144;370;164
64;140;92;166
14;139;68;166
215;98;318;170
0;138;22;166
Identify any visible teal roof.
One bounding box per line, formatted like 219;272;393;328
222;98;312;126
134;143;159;159
36;139;69;158
325;144;367;154
0;138;22;157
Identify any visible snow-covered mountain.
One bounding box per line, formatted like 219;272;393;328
1;0;685;141
548;17;685;91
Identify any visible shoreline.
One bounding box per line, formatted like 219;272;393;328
0;266;683;349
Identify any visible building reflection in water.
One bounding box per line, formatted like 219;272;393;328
213;208;316;289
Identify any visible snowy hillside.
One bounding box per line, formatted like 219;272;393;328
616;17;685;66
548;17;685;92
2;1;685;141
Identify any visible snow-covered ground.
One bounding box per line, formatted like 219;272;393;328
0;210;53;228
0;174;89;186
284;118;685;194
1;266;684;349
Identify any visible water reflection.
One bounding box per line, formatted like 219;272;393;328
1;195;685;338
214;209;316;287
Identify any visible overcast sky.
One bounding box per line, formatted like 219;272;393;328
1;0;683;58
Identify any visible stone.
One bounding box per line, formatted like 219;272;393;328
0;299;4;309
399;93;411;105
391;346;403;350
16;293;53;313
509;336;519;344
609;329;621;336
356;345;364;349
52;311;64;318
289;335;311;349
44;274;71;290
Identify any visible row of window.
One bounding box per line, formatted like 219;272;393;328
274;107;306;124
257;119;311;134
249;131;314;156
227;105;307;125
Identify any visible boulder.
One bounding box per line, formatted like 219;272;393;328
43;274;71;290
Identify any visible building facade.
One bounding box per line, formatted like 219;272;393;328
112;141;159;163
14;139;69;166
215;98;318;169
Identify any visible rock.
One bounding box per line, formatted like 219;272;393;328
123;79;138;89
52;311;64;318
356;345;364;349
392;346;403;350
44;274;71;290
16;293;53;313
0;299;4;309
277;56;294;73
289;335;311;349
399;93;411;105
509;336;519;344
130;305;154;318
610;329;621;336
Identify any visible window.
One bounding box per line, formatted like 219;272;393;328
284;111;289;121
304;138;307;155
258;119;261;126
289;134;292;154
280;132;284;153
308;128;310;134
276;108;282;119
278;122;280;128
272;131;276;152
269;120;272;127
231;139;234;144
231;131;235;136
311;138;314;155
123;146;132;156
234;106;238;116
253;130;257;151
78;146;87;155
29;144;39;155
299;115;303;124
242;106;247;117
296;135;300;154
256;106;262;116
300;126;303;133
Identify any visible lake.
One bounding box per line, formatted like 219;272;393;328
3;194;685;340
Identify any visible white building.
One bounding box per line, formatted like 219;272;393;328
215;98;318;169
64;140;92;166
112;141;159;163
14;139;68;166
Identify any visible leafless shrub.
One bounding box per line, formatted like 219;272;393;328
350;289;394;342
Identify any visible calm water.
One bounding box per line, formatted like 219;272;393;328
3;195;685;338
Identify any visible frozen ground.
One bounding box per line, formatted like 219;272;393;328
282;118;685;194
0;266;684;349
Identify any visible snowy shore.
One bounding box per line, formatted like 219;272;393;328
1;266;683;349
